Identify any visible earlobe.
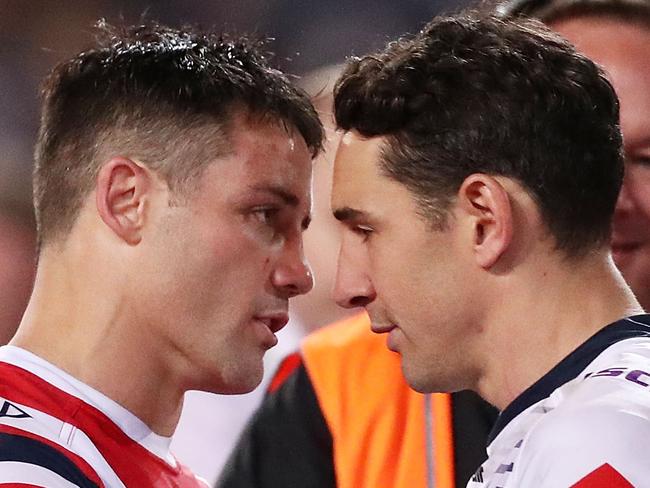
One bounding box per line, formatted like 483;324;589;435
458;174;513;269
96;157;150;245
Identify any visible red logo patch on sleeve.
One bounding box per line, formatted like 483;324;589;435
571;464;633;488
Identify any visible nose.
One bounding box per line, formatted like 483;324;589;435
272;240;314;299
614;177;635;216
333;239;376;308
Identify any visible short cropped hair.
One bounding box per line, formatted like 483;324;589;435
34;21;324;247
497;0;650;27
334;13;622;256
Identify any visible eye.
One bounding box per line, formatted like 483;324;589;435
633;156;650;167
352;224;374;241
627;152;650;167
251;206;281;226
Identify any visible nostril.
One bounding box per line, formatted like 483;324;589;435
349;295;371;308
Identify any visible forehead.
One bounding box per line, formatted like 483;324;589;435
331;131;383;206
197;114;313;204
551;17;650;145
331;131;416;216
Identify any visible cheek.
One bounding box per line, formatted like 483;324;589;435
164;226;269;308
206;238;273;293
622;253;650;279
368;242;425;303
638;195;650;219
625;169;650;218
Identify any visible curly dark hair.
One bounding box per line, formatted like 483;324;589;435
334;12;623;256
34;21;324;247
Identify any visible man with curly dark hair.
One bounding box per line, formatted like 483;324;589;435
332;12;650;487
0;21;323;486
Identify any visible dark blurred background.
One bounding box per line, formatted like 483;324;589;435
0;0;467;204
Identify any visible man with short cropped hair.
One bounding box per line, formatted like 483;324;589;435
0;21;323;486
332;11;650;487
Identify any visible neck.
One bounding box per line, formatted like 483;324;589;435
12;247;185;436
475;251;642;411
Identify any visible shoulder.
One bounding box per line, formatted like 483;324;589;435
527;398;650;453
0;422;103;487
515;381;650;487
0;361;105;488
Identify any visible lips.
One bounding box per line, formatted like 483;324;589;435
611;240;642;259
254;312;289;334
611;242;642;253
370;321;397;334
611;239;645;269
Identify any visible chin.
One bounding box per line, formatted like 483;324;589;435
231;366;266;394
402;363;432;393
220;382;260;395
402;362;455;394
201;362;264;395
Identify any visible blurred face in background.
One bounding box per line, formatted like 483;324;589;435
551;15;650;310
0;212;35;343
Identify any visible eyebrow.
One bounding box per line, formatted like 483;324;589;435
249;184;300;207
333;206;370;223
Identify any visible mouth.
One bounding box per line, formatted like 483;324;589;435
370;321;397;335
254;312;290;334
612;242;642;253
611;241;643;262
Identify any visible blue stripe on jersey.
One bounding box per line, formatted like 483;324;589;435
489;314;650;444
0;431;100;488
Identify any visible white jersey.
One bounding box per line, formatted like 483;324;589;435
0;346;208;487
468;314;650;488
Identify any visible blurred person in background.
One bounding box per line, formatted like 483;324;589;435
0;197;36;344
332;11;648;488
0;20;323;486
501;0;650;312
218;66;498;488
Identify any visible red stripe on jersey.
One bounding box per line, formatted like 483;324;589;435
571;463;633;487
0;424;103;487
0;484;44;487
0;362;204;487
268;353;302;393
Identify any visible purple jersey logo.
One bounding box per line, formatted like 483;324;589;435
584;367;650;387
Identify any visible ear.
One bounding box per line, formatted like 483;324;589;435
95;157;151;245
457;174;513;269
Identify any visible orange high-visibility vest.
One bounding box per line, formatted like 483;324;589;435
302;313;455;488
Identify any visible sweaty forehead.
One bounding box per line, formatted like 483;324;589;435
331;131;386;203
331;131;422;223
194;115;313;206
234;115;304;154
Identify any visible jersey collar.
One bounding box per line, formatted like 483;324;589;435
487;314;650;445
